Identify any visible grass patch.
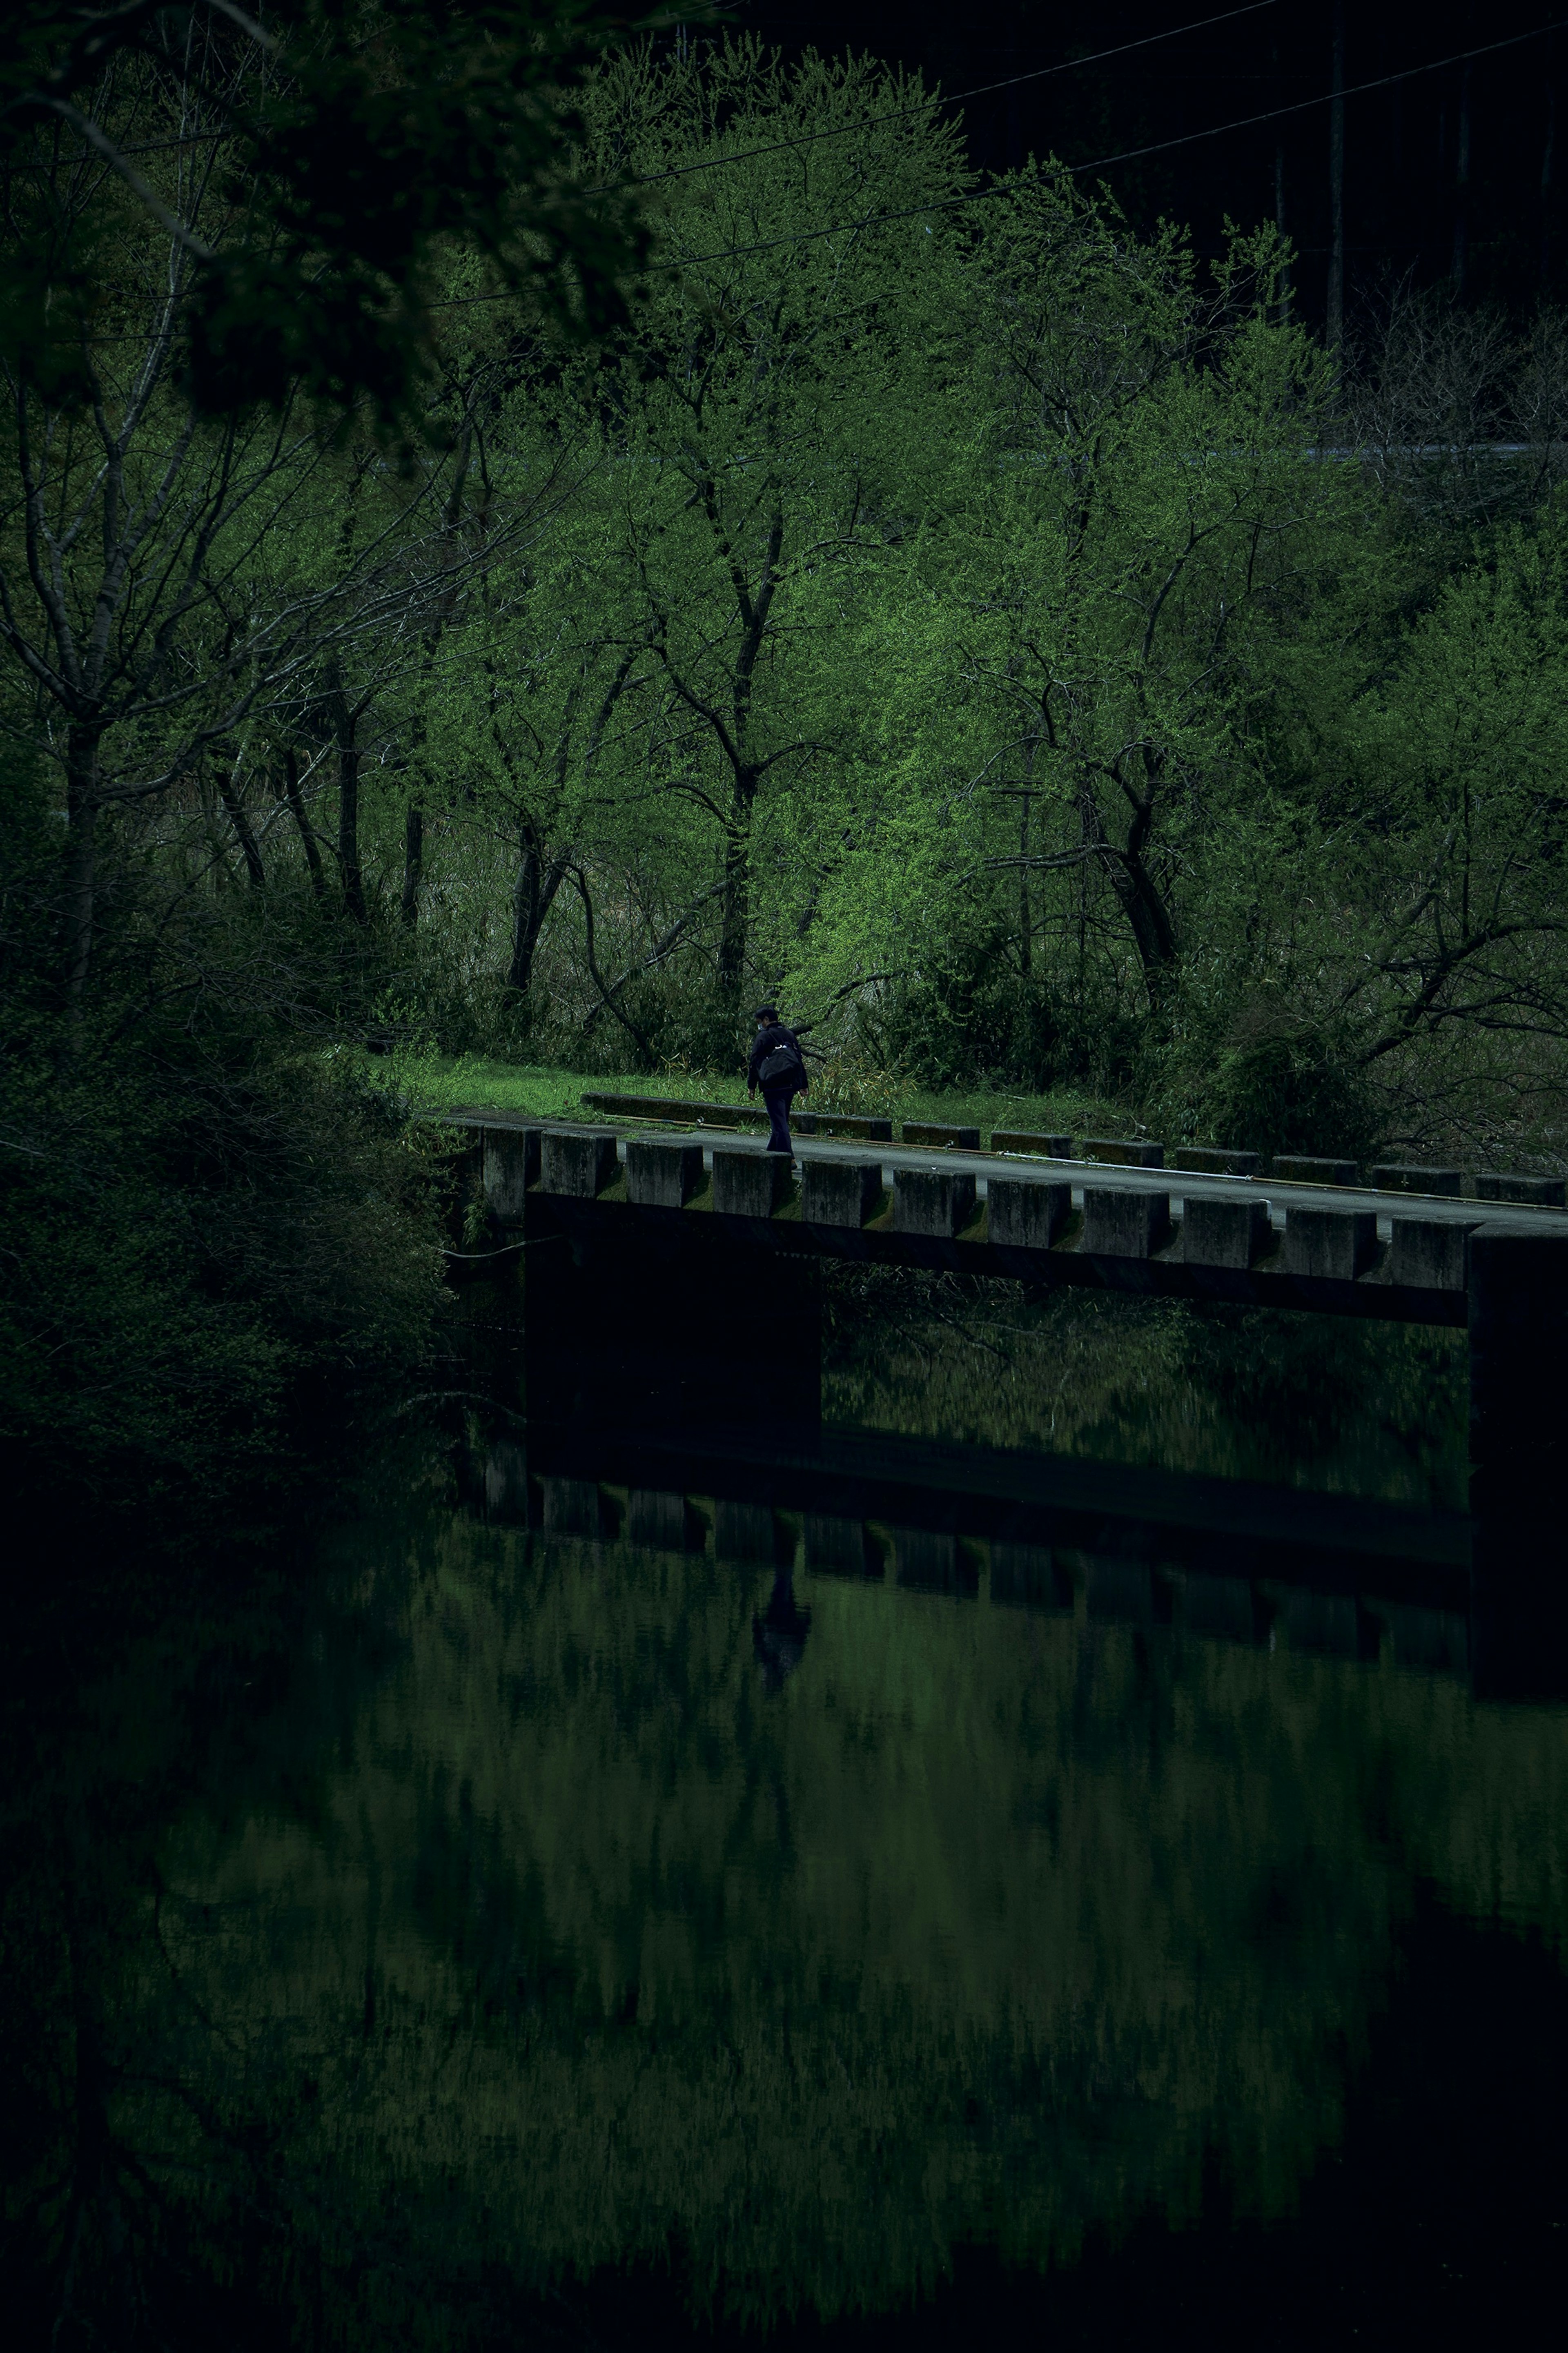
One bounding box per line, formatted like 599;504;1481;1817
379;1046;1134;1144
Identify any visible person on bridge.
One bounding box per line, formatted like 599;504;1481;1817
747;1004;809;1157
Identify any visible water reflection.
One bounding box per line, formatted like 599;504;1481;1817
753;1566;811;1690
9;1430;1567;2346
823;1271;1469;1506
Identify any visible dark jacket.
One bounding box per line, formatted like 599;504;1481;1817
747;1021;807;1094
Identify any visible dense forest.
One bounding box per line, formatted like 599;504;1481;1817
6;5;1568;1511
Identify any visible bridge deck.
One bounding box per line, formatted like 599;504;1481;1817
449;1106;1567;1236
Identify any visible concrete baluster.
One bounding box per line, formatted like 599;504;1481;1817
1182;1195;1272;1269
1082;1187;1171;1257
625;1138;704;1208
540;1128;619;1198
1282;1207;1377;1279
801;1159;883;1229
712;1150;794;1217
893;1168;977;1237
987;1177;1071;1250
1389;1216;1475;1292
482;1124;540;1221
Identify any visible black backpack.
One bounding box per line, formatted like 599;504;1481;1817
756;1029;804;1087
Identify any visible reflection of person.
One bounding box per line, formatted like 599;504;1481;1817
746;1003;808;1157
753;1567;812;1691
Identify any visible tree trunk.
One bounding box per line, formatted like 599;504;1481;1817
337;732;365;921
218;762;265;888
507;822;571;998
63;721;103;1011
400;802;423;927
281;749;326;898
717;771;757;996
1018;789;1032;979
1083;780;1179;1013
1112;864;1180;1008
509;829;542;995
325;666;367;922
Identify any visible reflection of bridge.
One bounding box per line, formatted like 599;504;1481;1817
474;1418;1543;1702
446;1115;1568;1696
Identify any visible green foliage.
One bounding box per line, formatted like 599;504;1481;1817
11;20;1568;1526
823;1268;1467;1506
1159;997;1386;1163
383;55;1568;1156
0;1038;448;1519
0;750;448;1522
0;1;655;430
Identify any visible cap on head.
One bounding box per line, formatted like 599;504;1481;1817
753;1003;777;1021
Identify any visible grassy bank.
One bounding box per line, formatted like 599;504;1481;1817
385;1046;1132;1144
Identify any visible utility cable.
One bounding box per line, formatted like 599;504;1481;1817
641;16;1568;277
604;1;1284;194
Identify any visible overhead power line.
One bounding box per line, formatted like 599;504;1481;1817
607;2;1284;194
641;16;1568;279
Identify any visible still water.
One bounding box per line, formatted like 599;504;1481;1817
7;1281;1567;2348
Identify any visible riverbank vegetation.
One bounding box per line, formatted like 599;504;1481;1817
6;11;1568;1514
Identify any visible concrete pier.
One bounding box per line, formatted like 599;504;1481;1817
1467;1225;1568;1475
1466;1224;1568;1696
522;1190;820;1430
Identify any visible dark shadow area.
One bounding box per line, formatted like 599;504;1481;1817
554;1892;1568;2353
6;1409;1566;2350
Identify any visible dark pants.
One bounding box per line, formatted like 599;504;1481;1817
762;1085;797;1154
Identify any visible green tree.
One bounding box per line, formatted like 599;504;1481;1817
0;1;653;427
563;38;968;1017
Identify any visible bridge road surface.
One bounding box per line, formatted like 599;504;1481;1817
454;1107;1568;1242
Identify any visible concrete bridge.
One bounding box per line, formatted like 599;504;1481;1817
447;1111;1568;1509
442;1111;1568;1692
